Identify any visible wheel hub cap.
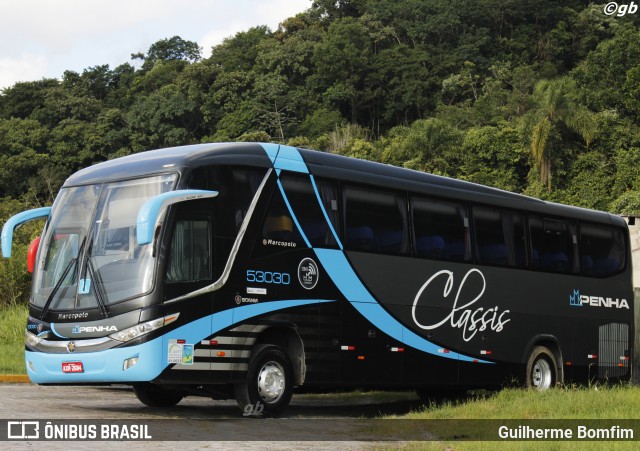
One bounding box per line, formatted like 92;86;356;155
532;359;552;389
257;361;285;403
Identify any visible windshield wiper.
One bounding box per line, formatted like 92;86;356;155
40;257;78;320
76;233;108;317
40;234;87;320
85;256;108;317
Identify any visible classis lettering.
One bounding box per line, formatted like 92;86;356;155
411;269;511;342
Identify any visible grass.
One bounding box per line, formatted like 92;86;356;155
0;303;28;374
381;386;640;450
402;385;640;419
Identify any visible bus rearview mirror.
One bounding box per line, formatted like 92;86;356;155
136;190;218;245
1;206;51;259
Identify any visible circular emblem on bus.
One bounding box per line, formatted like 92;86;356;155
298;258;319;290
67;341;76;353
235;295;242;305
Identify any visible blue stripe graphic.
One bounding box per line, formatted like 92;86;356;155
27;299;334;384
310;174;343;250
314;249;489;363
277;179;311;248
261;143;491;364
261;143;280;164
273;145;309;173
50;323;69;339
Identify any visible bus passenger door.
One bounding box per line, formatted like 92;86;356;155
162;205;214;382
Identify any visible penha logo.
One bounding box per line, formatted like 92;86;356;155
72;325;118;334
569;289;629;309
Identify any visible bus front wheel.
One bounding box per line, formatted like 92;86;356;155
525;346;557;390
235;345;293;417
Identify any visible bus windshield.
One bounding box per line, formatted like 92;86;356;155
32;174;177;311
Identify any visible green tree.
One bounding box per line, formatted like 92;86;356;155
573;25;640;114
209;26;271;72
563;151;616;210
135;36;201;71
460;126;528;191
127;84;198;150
0;118;49;197
382;118;463;175
312;16;373;123
529;77;596;191
0;79;59;119
252;74;298;141
610;191;640;215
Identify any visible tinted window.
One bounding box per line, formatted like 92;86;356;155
190;165;266;236
530;216;577;273
280;174;338;248
166;219;211;283
344;186;408;254
314;177;341;246
412;196;471;262
253;184;304;257
579;223;626;276
473;206;527;268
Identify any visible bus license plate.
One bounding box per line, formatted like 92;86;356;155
62;362;84;373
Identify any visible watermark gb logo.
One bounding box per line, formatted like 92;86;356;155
604;2;638;16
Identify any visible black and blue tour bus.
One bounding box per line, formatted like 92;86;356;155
1;142;633;416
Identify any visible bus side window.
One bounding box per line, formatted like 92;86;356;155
344;185;408;255
579;223;625;277
189;165;266;236
166;219;212;283
253;185;305;257
411;196;471;262
473;206;527;268
314;178;341;246
280;174;338;248
529;216;578;273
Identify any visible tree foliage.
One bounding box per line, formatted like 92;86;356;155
1;0;640;304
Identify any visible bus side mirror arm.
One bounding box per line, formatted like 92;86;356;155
136;190;219;245
1;207;51;258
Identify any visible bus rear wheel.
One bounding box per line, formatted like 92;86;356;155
133;383;184;407
235;345;293;417
525;346;557;390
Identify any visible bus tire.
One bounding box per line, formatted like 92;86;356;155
133;383;184;407
235;345;293;418
525;346;557;390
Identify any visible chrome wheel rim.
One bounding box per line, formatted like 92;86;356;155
257;361;285;403
532;358;552;389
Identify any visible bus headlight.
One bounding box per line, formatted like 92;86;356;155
109;313;180;343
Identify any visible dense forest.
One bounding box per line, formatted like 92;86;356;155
1;0;640;304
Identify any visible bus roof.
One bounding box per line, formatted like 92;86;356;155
64;142;624;227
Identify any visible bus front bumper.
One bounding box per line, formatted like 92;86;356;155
25;338;165;384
